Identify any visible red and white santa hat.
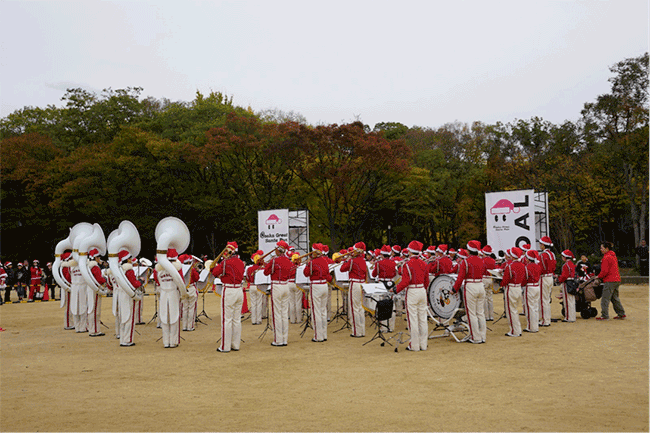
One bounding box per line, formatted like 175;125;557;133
321;244;329;254
425;245;436;254
311;242;322;252
392;245;401;254
354;241;366;252
88;248;100;259
408;240;423;254
4;261;11;266
227;241;238;252
118;250;131;262
167;248;178;260
539;236;553;246
276;240;290;252
33;259;40;265
467;240;481;253
482;245;493;255
179;254;192;264
521;243;531;252
561;249;574;259
449;248;457;255
61;252;71;261
437;244;448;254
511;247;524;260
457;249;469;259
526;249;540;263
381;245;392;256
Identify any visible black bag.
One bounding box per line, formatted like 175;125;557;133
375;298;393;321
565;279;579;296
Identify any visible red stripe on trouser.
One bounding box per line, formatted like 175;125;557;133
524;288;531;329
93;294;99;333
65;292;72;327
349;284;357;335
177;300;181;344
506;286;515;333
310;285;318;340
539;287;545;323
271;286;278;343
405;291;412;349
128;300;136;343
463;286;475;341
221;289;226;351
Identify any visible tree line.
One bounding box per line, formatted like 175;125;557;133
1;53;647;265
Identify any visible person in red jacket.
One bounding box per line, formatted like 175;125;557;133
558;250;577;322
538;236;557;327
394;240;429;351
371;245;398;331
180;254;200;332
212;242;245;352
29;259;43;301
523;249;542;333
429;245;453;277
501;247;526;337
340;242;368;338
86;248;108;337
303;243;332;342
60;252;74;330
596;242;626;320
263;240;294;346
246;250;265;325
453;240;486;344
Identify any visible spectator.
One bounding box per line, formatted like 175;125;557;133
43;262;57;300
14;262;28;301
575;255;591;280
4;262;16;303
596;241;626;321
636;239;648;277
0;264;6;305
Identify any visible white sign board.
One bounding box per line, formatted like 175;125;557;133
485;189;536;257
258;209;290;255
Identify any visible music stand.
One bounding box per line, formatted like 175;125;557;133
363;294;393;347
258;288;272;341
332;283;352;333
196;289;211;322
147;290;159;324
297;284;312;338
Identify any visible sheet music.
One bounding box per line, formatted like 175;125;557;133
295;264;309;285
361;283;388;296
333;264;349;282
254;269;271;285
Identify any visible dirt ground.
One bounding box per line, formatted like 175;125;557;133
1;284;648;432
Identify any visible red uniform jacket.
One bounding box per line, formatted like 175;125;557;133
303;256;332;282
246;264;260;283
525;262;542;286
372;258;397;280
340;256;367;282
482;256;497;277
598;251;621;283
395;258;429;294
453;255;486;292
62;267;71;284
557;260;576;283
429;256;453;276
30;266;42;285
263;256;294;282
124;267;142;289
212;256;245;285
540;249;557;276
501;261;527;287
90;264;107;285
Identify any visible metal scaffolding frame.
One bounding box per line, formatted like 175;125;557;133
288;209;310;255
535;191;549;242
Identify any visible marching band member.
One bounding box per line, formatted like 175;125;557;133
321;244;334;321
523;249;541;333
181;255;200;331
264;240;293;346
29;259;43;301
520;244;531;317
69;253;88;333
104;267;120;339
453;241;486;344
246;250;264;325
558;250;576;322
372;245;397;332
155;248;182;348
500;247;526;337
287;247;302;324
391;245;401;262
340;242;368;338
116;249;143;346
133;258;145;325
429;244;453;277
86;248;107;337
212;242;245;352
303;243;332;342
481;245;497;321
449;248;459;273
60;252;75;330
393;240;429;351
538;236;556;327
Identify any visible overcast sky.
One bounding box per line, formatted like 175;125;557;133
1;0;647;129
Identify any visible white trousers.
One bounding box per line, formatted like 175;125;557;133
63;290;74;329
161;298;180;348
219;286;243;351
561;283;576;322
310;283;329;341
347;282;365;337
504;284;523;336
182;288;198;331
135;299;143;324
288;282;302;324
464;281;486;343
248;285;265;324
482;277;494;320
523;283;540;332
327;285;333;320
540;275;553;326
271;283;290;345
119;296;136;345
87;293;102;335
405;287;428;351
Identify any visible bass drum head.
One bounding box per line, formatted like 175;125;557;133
428;274;460;318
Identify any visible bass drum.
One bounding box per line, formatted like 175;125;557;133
428;274;460;318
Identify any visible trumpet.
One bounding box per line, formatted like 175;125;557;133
292;250;320;264
254;248;277;266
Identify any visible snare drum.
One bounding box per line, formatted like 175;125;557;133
428;274;461;318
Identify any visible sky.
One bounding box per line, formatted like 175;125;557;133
0;0;648;130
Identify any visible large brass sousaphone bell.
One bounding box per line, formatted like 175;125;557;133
107;220;143;300
155;216;191;297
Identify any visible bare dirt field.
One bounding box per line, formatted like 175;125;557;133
1;284;648;432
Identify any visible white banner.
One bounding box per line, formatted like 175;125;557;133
258;209;289;255
485;189;536;257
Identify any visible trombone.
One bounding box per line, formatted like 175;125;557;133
208;245;236;271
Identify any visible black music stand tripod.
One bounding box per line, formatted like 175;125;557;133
196;289;211;323
363;295;393;347
258;290;272;341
